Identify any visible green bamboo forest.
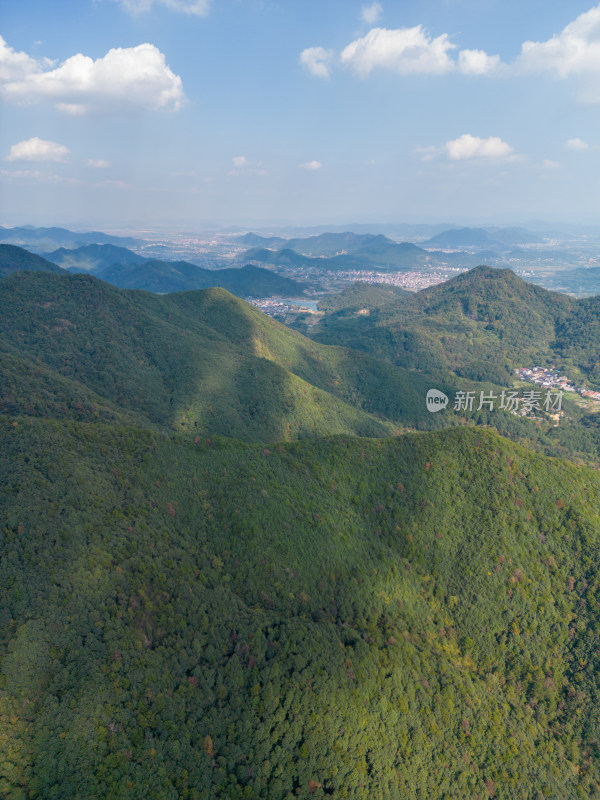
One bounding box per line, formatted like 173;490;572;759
4;256;600;798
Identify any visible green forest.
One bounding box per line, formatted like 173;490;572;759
3;266;600;798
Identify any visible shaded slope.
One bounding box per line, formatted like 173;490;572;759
46;243;146;271
0;271;433;440
0;244;63;276
95;260;307;296
2;422;600;798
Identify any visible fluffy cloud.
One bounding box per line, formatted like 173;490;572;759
112;0;211;15
517;5;600;77
565;137;589;150
0;41;185;114
299;160;322;170
361;3;383;25
445;134;514;160
87;159;111;168
299;47;333;79
6;137;69;162
340;26;455;77
458;49;501;75
0;36;41;83
232;155;248;167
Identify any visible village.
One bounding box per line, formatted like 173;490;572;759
515;366;600;401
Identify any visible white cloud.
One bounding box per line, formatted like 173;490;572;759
565;137;589;150
87;158;111;168
361;3;383;25
6;137;69;163
112;0;211;15
445;134;514;160
0;41;185;114
458;48;501;75
542;159;561;169
299;160;322;170
517;5;600;77
0;35;40;82
299;46;333;79
340;26;455;77
232;155;248;167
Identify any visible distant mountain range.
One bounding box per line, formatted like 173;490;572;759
0;243;308;298
423;226;542;249
0;225;142;253
239;240;485;272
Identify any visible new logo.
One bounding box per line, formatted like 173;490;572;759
426;389;449;412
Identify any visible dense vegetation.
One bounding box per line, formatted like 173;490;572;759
312;267;577;385
92;261;307;297
4;265;600;798
0;271;437;439
316;283;410;314
3;243;309;299
4;420;600;799
0;245;63;277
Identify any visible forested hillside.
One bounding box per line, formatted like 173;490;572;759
312;267;577;384
3;266;600;799
0;271;435;439
3;421;600;799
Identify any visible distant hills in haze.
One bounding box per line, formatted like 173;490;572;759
0;225;142;253
423;226;543;249
0;243;309;298
234;226;548;272
239;240;482;272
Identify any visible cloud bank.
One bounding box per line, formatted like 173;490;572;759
6;137;70;162
0;37;185;114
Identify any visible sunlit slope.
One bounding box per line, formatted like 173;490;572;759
2;421;600;798
0;271;434;440
313;266;576;384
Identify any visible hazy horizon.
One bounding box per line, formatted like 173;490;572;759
4;2;600;226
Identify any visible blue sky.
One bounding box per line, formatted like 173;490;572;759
2;0;600;228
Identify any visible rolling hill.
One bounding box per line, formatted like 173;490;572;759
0;270;436;439
0;224;142;252
241;241;486;272
312;265;576;384
1;244;309;298
0;244;63;276
45;243;146;271
93;260;308;296
423;227;541;249
3;420;600;798
4;262;600;798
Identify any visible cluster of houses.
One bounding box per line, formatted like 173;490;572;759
515;366;600;401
